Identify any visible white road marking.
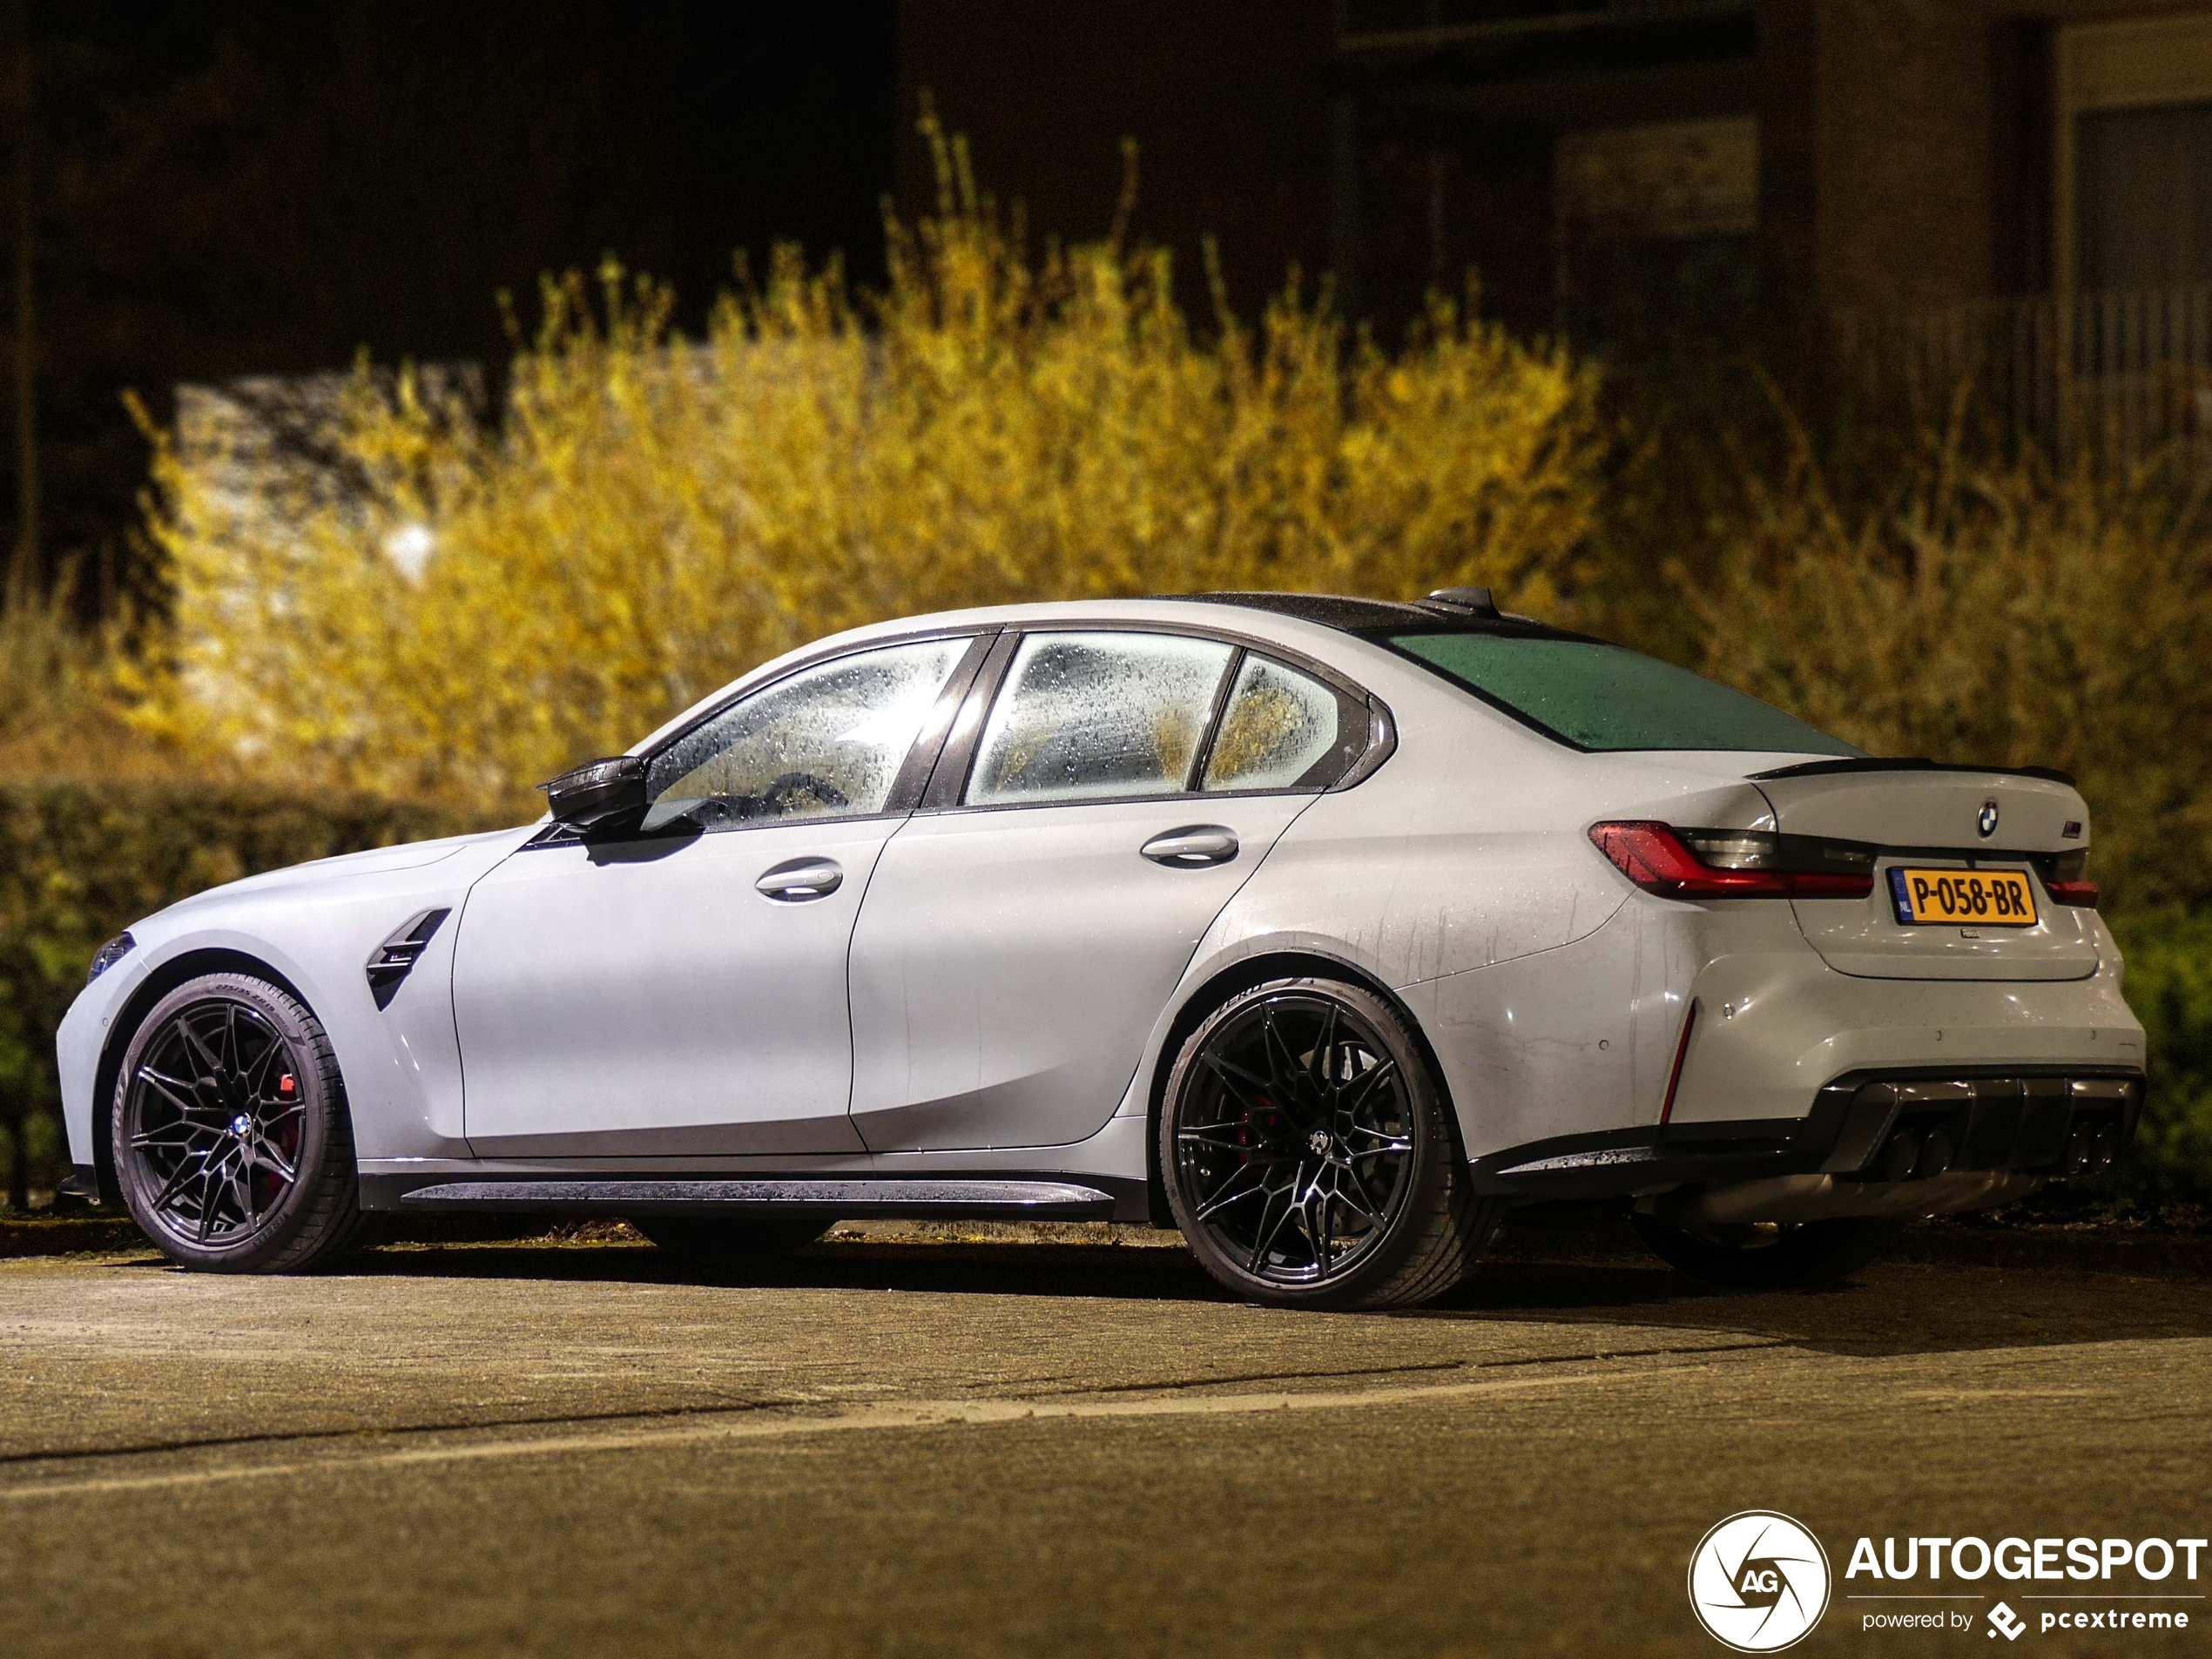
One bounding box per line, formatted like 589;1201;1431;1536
0;1352;1753;1504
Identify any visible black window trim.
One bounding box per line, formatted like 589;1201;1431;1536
922;620;1395;817
1181;646;1249;793
885;631;1001;808
921;630;1020;811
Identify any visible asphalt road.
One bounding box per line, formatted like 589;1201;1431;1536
2;1228;2208;1657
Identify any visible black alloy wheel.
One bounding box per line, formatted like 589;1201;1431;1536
1160;977;1497;1310
113;973;368;1272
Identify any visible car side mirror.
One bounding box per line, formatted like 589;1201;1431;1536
540;754;647;832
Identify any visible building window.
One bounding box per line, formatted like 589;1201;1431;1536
2059;13;2212;295
1554;115;1759;347
1554;115;1757;242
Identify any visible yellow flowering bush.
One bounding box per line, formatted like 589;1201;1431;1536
136;122;1604;810
1689;406;2212;913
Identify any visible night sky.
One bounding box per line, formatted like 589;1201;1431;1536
12;0;896;593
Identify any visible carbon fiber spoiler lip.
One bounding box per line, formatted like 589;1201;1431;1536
1751;757;2078;788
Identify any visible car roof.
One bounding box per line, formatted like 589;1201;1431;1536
1164;590;1587;642
1175;591;1442;630
631;592;1591;757
760;591;1588;653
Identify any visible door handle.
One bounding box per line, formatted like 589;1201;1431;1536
756;857;844;900
1141;826;1239;868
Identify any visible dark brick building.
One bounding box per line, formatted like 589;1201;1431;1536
900;2;2212;413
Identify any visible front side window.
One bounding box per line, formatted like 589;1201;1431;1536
968;632;1234;806
1201;655;1361;792
644;637;965;832
1388;631;1861;757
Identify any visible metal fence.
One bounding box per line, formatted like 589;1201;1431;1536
1832;287;2212;464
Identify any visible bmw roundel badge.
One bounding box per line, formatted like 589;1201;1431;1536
1978;799;2000;839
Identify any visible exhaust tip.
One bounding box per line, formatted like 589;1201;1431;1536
1880;1126;1922;1184
2066;1121;2096;1177
2091;1120;2121;1175
1915;1126;1954;1180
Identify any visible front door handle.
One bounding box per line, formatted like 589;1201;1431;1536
756;857;844;900
1141;826;1239;868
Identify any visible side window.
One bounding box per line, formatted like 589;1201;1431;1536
1201;654;1366;793
968;632;1234;806
644;637;965;833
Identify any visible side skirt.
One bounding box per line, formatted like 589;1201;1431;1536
385;1176;1125;1222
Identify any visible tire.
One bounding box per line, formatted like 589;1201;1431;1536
1630;1213;1905;1290
628;1216;832;1262
111;972;370;1273
1159;976;1500;1311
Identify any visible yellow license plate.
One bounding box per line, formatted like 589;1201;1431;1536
1888;867;2040;927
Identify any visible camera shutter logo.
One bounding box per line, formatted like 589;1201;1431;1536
1687;1511;1831;1652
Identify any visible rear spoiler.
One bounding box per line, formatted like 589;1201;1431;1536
1751;757;2078;788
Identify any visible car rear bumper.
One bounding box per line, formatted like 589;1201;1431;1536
1662;910;2143;1129
1469;1063;2144;1203
1413;894;2144;1165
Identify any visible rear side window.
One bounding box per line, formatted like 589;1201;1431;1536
968;632;1235;805
1201;655;1363;792
1388;632;1862;757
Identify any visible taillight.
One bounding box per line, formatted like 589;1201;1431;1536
1588;822;1876;900
2043;848;2099;908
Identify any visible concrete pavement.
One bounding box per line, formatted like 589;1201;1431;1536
1;1231;2207;1656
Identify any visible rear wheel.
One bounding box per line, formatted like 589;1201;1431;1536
1159;977;1499;1311
1631;1213;1904;1290
628;1216;832;1262
111;973;368;1273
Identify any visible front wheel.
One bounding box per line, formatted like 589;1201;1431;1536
111;972;368;1272
1631;1213;1905;1290
1159;977;1499;1311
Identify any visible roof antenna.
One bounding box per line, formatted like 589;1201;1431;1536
1420;586;1501;618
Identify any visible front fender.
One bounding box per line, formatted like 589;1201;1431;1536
57;834;528;1175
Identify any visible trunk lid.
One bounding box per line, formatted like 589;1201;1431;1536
1752;762;2101;981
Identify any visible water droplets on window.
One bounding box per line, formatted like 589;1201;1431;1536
644;637;963;831
1202;657;1345;792
968;632;1235;806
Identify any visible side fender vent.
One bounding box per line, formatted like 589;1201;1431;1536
367;908;452;1009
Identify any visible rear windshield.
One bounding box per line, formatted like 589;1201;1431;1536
1386;632;1863;757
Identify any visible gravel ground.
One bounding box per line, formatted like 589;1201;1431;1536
1;1231;2208;1656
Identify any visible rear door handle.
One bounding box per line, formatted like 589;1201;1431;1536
756;857;843;900
1141;826;1239;868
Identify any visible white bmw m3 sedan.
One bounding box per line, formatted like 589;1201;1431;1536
56;590;2145;1308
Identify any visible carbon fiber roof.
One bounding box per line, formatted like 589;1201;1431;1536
1171;592;1447;629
